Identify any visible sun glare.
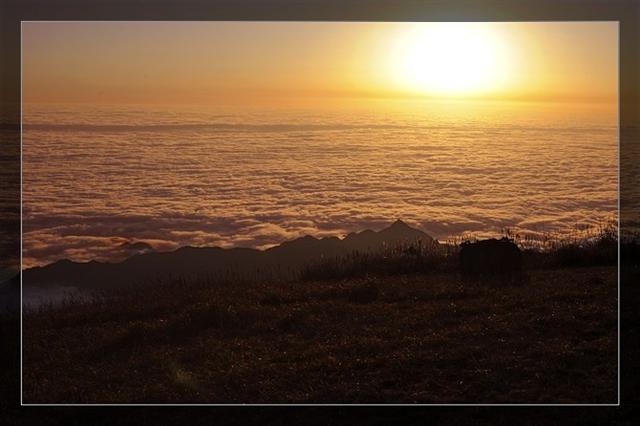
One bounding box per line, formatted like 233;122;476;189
389;23;511;97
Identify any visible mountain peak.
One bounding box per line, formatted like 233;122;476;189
379;219;433;242
389;219;410;229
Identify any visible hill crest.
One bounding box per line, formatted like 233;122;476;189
20;220;435;290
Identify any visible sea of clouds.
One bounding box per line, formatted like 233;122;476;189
20;101;619;268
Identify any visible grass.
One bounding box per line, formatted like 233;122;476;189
17;223;622;404
300;241;457;281
301;221;620;281
21;265;617;404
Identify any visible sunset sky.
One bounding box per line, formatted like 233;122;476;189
23;21;617;105
21;21;619;269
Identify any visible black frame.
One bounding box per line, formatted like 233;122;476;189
1;0;638;423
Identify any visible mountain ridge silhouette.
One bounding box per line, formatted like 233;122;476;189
19;220;435;291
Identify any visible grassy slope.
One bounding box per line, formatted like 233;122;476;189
22;266;617;404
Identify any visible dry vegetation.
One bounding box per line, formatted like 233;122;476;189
13;225;626;404
22;264;617;404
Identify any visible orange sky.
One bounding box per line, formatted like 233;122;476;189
22;22;618;105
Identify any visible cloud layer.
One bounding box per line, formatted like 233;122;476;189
21;102;619;268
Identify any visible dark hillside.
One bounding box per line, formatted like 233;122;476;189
22;265;617;404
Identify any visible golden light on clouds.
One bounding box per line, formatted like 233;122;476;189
20;22;619;269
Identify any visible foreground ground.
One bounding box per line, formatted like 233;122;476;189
22;266;617;404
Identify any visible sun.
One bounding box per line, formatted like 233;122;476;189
388;23;510;97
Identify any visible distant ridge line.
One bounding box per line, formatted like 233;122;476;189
18;220;436;291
